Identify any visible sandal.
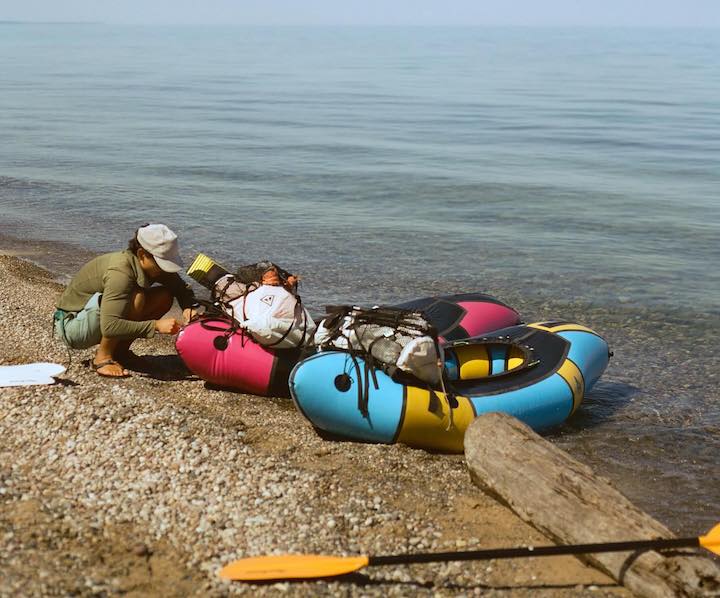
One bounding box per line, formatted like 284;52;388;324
93;359;131;378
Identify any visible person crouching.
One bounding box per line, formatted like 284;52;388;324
53;223;198;378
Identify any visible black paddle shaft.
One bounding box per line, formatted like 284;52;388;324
369;537;700;566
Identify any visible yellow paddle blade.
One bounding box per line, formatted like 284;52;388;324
699;523;720;556
219;554;370;581
187;253;218;283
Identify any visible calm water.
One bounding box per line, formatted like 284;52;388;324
1;24;718;533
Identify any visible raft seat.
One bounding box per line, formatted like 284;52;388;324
444;344;526;381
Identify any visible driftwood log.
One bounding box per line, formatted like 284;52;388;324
464;413;720;598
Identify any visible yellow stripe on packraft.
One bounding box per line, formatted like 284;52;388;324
396;386;475;452
528;322;597;335
556;359;585;415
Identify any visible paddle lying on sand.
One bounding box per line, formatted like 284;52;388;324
219;522;720;581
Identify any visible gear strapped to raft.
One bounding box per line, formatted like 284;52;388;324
314;305;458;422
188;253;296;294
187;254;314;349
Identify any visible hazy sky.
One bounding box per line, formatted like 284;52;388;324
2;0;719;27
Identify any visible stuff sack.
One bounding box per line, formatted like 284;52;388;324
314;305;442;384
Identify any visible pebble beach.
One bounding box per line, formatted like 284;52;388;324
0;253;630;596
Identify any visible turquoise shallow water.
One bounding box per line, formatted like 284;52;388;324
1;24;718;532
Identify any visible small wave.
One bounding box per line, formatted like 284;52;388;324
0;175;80;193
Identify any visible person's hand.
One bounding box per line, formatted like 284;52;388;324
155;317;182;335
182;307;198;324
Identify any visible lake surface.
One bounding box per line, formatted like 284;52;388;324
1;24;718;533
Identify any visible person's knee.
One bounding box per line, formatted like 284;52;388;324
154;287;173;316
128;287;173;320
129;289;147;317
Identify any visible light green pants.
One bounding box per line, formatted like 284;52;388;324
54;293;103;349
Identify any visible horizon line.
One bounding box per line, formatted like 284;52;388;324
2;20;720;29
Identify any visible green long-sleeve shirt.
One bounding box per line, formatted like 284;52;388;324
56;250;196;340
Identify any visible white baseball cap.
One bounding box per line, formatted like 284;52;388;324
136;224;183;273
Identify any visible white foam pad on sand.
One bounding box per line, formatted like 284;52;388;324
0;363;67;387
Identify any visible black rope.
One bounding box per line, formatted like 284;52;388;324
51;310;73;370
346;348;367;418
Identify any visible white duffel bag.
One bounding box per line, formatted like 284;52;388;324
214;276;316;348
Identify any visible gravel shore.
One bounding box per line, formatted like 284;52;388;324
0;254;627;597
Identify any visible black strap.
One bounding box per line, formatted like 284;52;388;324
51;309;73;369
345;349;367;418
263;294;307;349
264;318;296;348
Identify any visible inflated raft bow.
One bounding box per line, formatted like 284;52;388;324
290;321;611;452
